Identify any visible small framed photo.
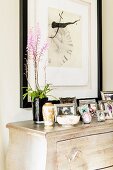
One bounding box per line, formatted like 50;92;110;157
79;99;96;105
79;99;97;115
59;97;77;106
98;100;106;110
78;105;92;123
97;110;105;122
98;100;113;119
54;103;76;121
101;91;113;100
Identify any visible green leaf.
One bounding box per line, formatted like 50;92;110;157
22;83;55;101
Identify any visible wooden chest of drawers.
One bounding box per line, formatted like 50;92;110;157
6;120;113;170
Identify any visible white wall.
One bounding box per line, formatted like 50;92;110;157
0;0;113;170
102;0;113;90
0;0;32;169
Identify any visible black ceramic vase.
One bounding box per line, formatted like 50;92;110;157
32;97;48;123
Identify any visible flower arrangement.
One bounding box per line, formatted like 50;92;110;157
23;24;52;102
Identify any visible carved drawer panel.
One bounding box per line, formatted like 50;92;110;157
57;132;113;170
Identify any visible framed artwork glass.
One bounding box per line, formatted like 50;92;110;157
54;103;76;121
20;0;102;108
98;100;113;119
100;91;113;100
59;97;77;106
79;99;97;116
96;110;105;122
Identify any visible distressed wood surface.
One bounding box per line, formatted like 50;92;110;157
57;132;113;170
6;119;113;137
6;119;113;170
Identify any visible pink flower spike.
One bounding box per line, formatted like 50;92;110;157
39;42;48;57
25;23;48;89
35;23;41;47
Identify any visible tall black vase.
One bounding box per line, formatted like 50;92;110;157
32;97;48;123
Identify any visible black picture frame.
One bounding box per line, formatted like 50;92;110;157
20;0;102;108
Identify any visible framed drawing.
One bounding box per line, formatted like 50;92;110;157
20;0;102;108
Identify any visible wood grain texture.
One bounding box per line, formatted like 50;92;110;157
57;133;113;170
6;119;113;170
6;129;47;170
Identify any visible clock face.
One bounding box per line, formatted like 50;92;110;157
48;27;73;67
48;7;82;68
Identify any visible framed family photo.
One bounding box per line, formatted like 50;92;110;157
54;103;76;121
101;91;113;100
79;99;97;115
98;100;113;119
96;110;105;122
20;0;102;108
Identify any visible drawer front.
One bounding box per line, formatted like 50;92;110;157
57;132;113;170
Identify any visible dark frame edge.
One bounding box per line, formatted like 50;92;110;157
97;0;102;99
20;0;31;108
20;0;102;108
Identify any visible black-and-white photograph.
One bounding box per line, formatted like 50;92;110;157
54;103;76;121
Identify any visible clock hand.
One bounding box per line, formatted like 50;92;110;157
51;19;80;28
49;23;60;39
49;10;80;39
49;11;64;39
